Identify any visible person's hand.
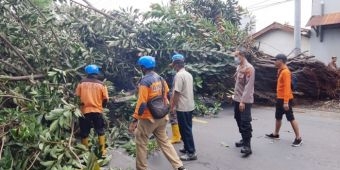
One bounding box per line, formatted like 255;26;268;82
170;105;175;114
283;103;289;111
239;102;245;112
128;121;138;134
170;109;176;117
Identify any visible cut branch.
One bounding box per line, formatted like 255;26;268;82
0;34;34;73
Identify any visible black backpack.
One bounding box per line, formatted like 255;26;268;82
147;76;170;119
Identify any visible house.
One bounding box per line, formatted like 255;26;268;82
306;0;340;65
252;22;311;57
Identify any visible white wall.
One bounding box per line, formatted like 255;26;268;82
312;0;340;15
310;0;340;66
310;28;340;65
255;30;310;57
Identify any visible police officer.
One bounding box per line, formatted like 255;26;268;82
233;49;255;157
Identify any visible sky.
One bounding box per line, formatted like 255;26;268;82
75;0;313;32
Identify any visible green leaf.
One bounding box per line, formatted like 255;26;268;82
40;160;55;167
48;71;57;76
50;120;59;132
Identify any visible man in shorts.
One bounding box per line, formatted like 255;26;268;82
266;54;303;147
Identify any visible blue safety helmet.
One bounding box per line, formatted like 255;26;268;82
138;56;156;69
85;64;100;75
172;54;185;62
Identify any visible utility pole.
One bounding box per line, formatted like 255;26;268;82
294;0;301;57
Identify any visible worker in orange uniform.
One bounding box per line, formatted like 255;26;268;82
266;54;303;147
76;64;109;157
128;56;186;170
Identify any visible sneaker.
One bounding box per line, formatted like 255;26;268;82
179;148;187;154
292;138;303;147
235;139;244;147
178;166;187;170
265;133;280;139
180;153;198;161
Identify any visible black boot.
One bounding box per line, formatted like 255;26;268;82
240;138;252;157
235;139;244;147
178;166;187;170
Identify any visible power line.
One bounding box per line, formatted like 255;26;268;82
248;0;294;12
247;0;275;8
248;0;293;11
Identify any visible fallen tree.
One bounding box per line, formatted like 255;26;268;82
1;0;339;169
252;52;340;103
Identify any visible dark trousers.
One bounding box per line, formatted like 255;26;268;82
234;102;253;146
79;112;105;138
177;111;196;154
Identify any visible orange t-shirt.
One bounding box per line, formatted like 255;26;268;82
133;72;169;120
75;78;109;114
277;65;294;103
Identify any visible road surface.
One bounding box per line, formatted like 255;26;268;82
109;106;340;170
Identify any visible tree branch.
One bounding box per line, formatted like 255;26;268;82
0;59;26;75
0;126;5;160
9;5;44;61
0;95;33;102
67;120;83;168
0;74;45;81
0;34;35;73
27;0;68;60
0;134;4;160
82;0;95;8
70;0;132;29
8;6;45;48
26;151;40;170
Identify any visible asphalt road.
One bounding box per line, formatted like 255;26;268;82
109;106;340;170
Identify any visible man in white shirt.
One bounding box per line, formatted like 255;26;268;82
170;54;197;161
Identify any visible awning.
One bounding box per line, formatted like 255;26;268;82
306;12;340;27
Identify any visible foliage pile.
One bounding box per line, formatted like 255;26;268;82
0;0;249;168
